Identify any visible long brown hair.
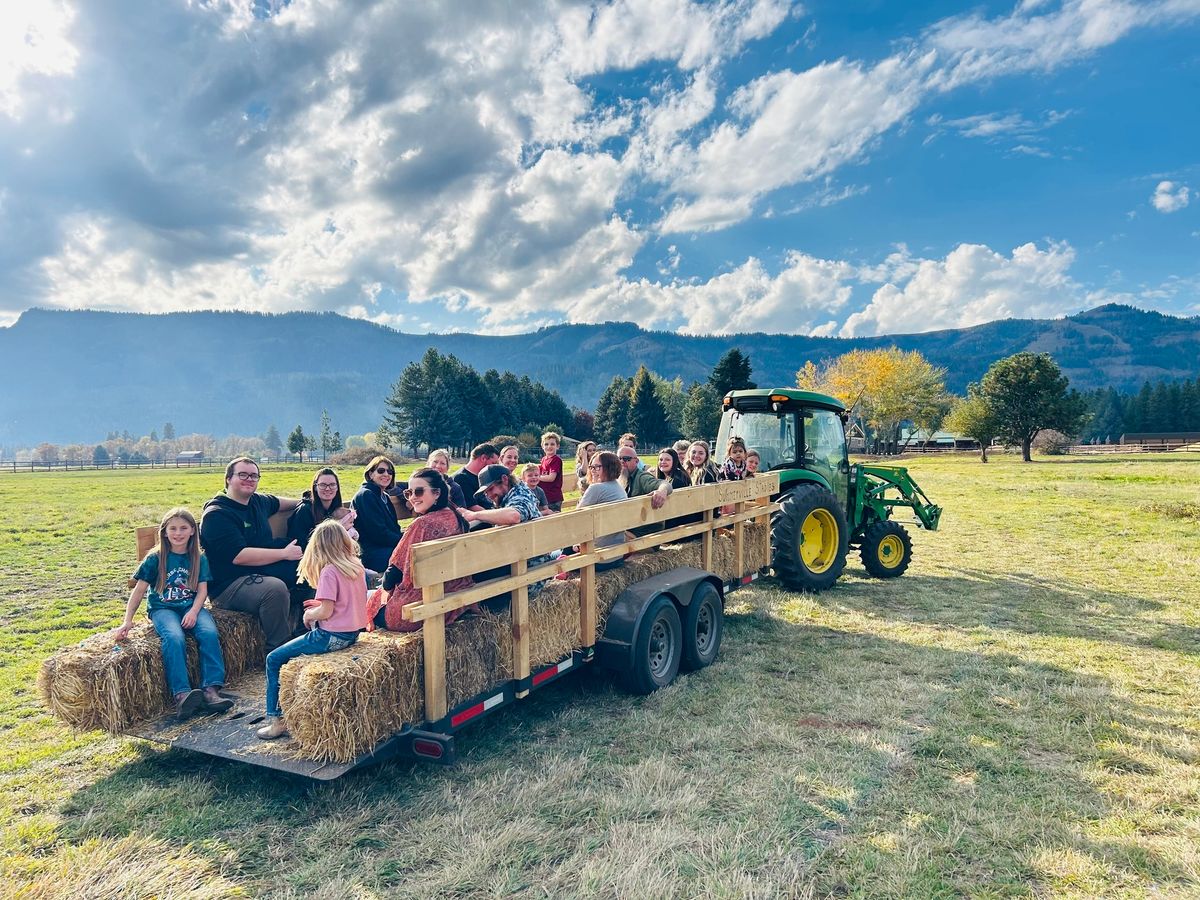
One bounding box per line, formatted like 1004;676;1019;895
305;467;343;524
149;507;200;593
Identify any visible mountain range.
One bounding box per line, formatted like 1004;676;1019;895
2;304;1198;446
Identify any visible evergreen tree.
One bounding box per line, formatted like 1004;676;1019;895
650;372;686;437
287;425;308;461
264;424;283;456
681;382;721;440
149;429;158;443
319;409;335;460
593;376;631;443
708;348;756;397
92;444;110;465
628;366;671;446
162;422;175;440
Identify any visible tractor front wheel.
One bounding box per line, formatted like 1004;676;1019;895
771;485;849;592
859;521;913;578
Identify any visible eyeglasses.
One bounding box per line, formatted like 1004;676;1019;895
233;472;260;481
316;482;338;490
374;467;394;475
403;486;437;498
587;463;602;470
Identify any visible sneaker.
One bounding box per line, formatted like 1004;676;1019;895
202;687;234;713
256;717;289;740
175;689;203;721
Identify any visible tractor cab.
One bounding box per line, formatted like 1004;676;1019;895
715;388;851;509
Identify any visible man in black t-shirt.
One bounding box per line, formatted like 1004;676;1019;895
199;457;301;651
451;442;499;511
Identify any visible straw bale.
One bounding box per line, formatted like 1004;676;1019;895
38;609;263;733
276;607;512;763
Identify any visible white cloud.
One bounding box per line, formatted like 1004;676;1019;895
841;241;1082;336
0;1;78;119
1152;180;1190;213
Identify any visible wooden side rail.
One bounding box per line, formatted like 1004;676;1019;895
409;474;779;718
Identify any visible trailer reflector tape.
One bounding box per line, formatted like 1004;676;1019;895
740;572;758;585
450;692;504;728
532;657;573;686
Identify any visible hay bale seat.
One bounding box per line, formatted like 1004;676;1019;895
39;523;768;763
38;609;264;734
277;522;768;763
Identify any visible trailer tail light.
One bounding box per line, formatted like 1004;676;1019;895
412;738;445;759
450;692;504;728
532;657;573;686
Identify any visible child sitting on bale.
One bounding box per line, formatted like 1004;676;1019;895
112;507;234;720
258;519;368;740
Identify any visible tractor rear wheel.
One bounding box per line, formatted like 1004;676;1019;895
860;521;913;578
771;484;849;592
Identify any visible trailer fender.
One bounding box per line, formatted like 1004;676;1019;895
594;566;723;673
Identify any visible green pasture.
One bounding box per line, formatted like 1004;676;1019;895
2;454;1199;898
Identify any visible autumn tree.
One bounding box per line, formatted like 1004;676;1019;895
979;352;1089;462
796;348;948;454
944;386;1000;462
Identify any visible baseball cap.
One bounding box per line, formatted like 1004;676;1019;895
477;464;511;489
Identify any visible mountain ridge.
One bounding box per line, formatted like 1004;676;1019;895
2;304;1197;445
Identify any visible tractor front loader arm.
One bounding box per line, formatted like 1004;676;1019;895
854;465;942;531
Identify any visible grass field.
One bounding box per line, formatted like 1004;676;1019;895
2;454;1199;898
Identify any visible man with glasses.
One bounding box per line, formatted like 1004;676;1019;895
619;449;672;536
200;456;302;651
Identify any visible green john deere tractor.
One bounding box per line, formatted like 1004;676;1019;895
715;388;942;591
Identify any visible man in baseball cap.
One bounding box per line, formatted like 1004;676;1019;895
461;464;542;528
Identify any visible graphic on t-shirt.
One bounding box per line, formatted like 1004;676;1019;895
160;564;198;606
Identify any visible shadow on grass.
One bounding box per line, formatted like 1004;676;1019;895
44;598;1198;896
823;568;1200;657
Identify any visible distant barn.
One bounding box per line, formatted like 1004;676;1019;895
175;450;204;465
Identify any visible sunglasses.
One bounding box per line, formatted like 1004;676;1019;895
618;455;637;461
403;486;437;498
233;472;260;481
374;467;395;475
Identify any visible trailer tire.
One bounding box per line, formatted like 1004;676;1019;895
621;595;682;694
860;520;912;578
771;484;848;592
681;582;722;671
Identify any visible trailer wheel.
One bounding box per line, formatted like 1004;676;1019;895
621;595;682;694
681;582;722;671
860;521;913;578
771;484;849;592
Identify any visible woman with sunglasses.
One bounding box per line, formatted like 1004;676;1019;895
287;468;358;550
366;468;475;631
351;455;403;572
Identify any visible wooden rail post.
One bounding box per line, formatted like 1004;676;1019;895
733;500;744;577
578;540;596;648
421;583;447;722
512;558;530;697
700;508;713;571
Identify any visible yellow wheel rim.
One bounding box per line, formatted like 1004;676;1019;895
799;509;839;574
877;533;905;569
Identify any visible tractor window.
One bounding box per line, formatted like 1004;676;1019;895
801;410;848;504
717;411;796;470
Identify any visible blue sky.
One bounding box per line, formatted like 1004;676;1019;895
0;0;1196;337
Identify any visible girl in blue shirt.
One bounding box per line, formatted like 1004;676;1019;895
113;507;233;720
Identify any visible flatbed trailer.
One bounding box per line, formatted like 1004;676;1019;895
119;474;780;779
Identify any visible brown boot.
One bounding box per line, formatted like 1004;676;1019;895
256;716;289;740
175;689;203;720
202;686;234;713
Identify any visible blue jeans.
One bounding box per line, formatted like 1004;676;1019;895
150;607;226;698
265;626;360;717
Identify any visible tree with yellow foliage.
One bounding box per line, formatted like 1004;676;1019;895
796;348;948;454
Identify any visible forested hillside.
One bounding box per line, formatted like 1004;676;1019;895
2;304;1197;445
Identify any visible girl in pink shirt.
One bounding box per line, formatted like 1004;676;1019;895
257;519;367;740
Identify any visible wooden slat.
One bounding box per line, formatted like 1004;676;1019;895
136;526;158;560
512;559;530;697
700;509;713;571
578;542;596;648
562;469;578;494
421;583;447;721
733;503;745;577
